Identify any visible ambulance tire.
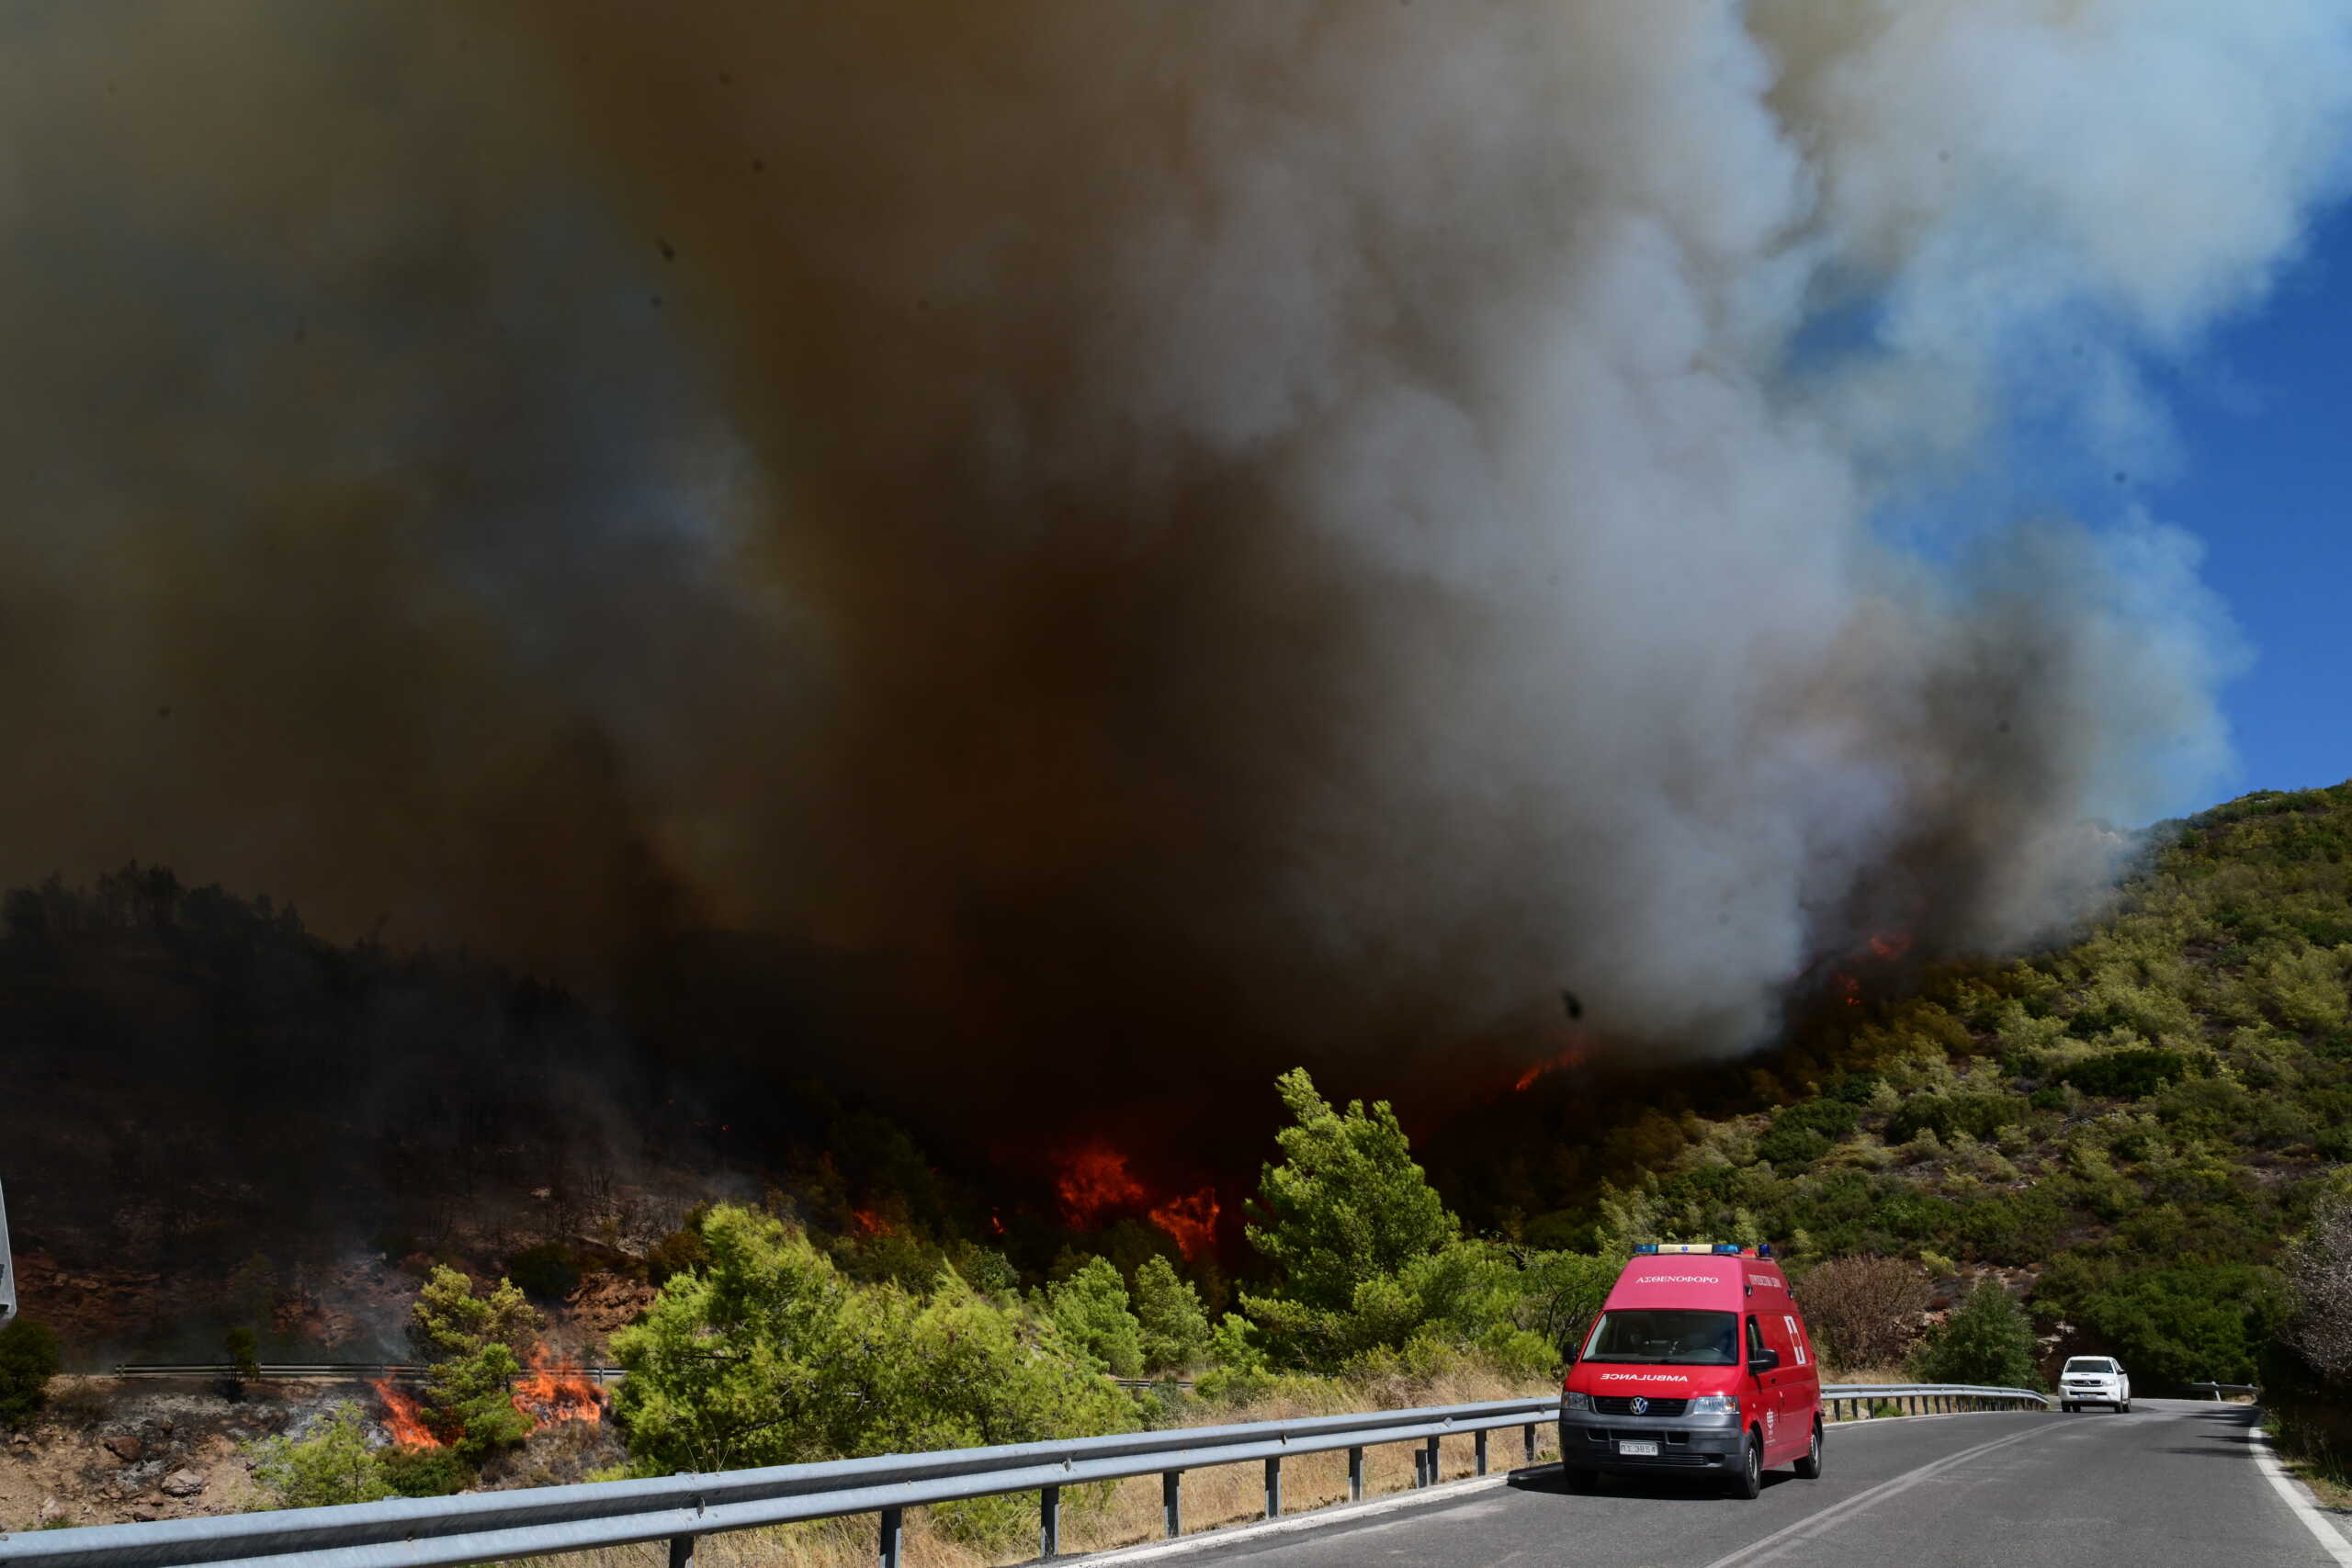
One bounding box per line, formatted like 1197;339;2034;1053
1729;1430;1764;1499
1794;1419;1823;1480
1562;1465;1600;1494
2061;1402;2076;1413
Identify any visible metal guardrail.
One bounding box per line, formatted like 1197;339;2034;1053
2185;1382;2261;1400
0;1382;2051;1568
0;1395;1556;1568
1820;1382;2052;1420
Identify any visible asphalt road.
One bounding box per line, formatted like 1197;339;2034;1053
1134;1400;2343;1568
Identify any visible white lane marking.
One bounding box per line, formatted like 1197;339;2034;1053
1069;1470;1521;1565
1698;1421;2063;1568
2249;1425;2352;1566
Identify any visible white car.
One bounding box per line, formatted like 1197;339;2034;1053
2059;1356;2131;1413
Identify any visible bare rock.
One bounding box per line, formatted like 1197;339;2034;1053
156;1419;175;1436
39;1498;69;1526
104;1433;142;1462
160;1470;205;1499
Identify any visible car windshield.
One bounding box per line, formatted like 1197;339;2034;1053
2064;1359;2114;1373
1580;1309;1739;1365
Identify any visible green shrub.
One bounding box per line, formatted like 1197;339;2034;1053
380;1444;470;1497
613;1206;1135;1491
2057;1049;2192;1100
507;1244;581;1302
0;1319;61;1427
250;1404;394;1508
1756;1122;1831;1169
1909;1280;2038;1389
1885;1094;2020;1145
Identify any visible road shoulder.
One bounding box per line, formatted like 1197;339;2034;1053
2249;1423;2352;1566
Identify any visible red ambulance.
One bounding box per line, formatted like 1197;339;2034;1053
1558;1243;1823;1499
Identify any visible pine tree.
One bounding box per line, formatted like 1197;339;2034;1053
1132;1256;1211;1374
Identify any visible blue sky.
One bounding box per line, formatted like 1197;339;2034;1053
2147;198;2352;800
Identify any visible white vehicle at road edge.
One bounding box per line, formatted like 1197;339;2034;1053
2059;1355;2131;1413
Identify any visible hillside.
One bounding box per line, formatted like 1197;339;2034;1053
1487;781;2352;1386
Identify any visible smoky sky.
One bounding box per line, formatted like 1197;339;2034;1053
5;2;2347;1102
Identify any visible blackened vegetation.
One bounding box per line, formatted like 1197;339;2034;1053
0;867;691;1326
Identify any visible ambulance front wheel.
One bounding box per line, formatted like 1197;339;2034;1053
1728;1430;1764;1499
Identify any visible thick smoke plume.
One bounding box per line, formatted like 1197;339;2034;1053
4;4;2347;1115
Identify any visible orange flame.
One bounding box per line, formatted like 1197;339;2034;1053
850;1208;891;1235
511;1347;605;1427
1148;1189;1219;1260
1512;1046;1587;1092
1869;931;1914;961
1837;973;1862;1008
371;1378;440;1448
1056;1144;1147;1228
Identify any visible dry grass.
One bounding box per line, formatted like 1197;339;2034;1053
517;1367;1560;1568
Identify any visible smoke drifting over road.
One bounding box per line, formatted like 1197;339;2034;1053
5;4;2347;1102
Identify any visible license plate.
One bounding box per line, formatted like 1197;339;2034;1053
1617;1440;1659;1457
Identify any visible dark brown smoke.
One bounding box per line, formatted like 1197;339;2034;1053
5;3;2346;1126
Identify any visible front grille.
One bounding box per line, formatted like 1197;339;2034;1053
1593;1396;1690;1416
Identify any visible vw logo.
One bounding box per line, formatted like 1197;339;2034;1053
1630;1396;1648;1415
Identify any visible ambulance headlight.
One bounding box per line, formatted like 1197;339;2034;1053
1687;1395;1739;1416
1563;1391;1592;1411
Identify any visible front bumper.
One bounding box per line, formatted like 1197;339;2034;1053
1558;1408;1746;1473
2062;1385;2123;1404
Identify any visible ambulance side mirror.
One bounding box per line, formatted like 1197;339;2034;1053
1747;1348;1781;1374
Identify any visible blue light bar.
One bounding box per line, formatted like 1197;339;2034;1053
1633;1243;1659;1254
1757;1244;1775;1258
1713;1244;1743;1255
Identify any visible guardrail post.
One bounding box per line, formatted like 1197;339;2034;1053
1041;1484;1061;1561
878;1507;903;1568
1425;1434;1442;1486
1265;1455;1283;1518
1349;1445;1365;1502
1523;1422;1536;1463
1163;1471;1182;1538
669;1534;695;1568
1475;1428;1488;1476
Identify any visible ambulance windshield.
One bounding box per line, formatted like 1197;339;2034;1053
1580;1309;1740;1365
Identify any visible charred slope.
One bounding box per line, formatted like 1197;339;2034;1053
0;870;699;1292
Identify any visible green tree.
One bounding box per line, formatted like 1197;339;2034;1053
406;1266;542;1462
1910;1280;2040;1389
408;1265;541;1361
424;1341;534;1461
1132;1256;1211;1374
1046;1258;1145;1379
1517;1250;1620;1359
223;1326;261;1382
1244;1068;1456;1314
249;1404;393;1508
0;1318;61;1427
